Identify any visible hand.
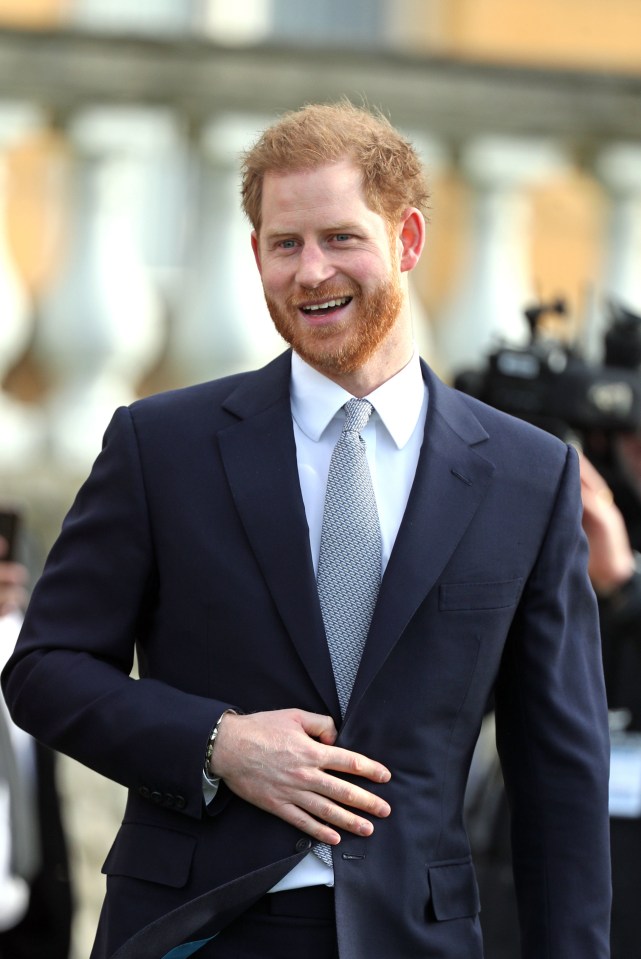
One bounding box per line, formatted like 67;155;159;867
0;537;28;617
578;451;635;595
211;708;391;846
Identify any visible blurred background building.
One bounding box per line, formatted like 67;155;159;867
0;1;640;954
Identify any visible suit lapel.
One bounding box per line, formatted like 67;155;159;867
217;353;495;724
345;366;495;720
217;352;340;716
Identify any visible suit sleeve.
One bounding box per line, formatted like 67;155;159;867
494;444;611;959
1;407;235;821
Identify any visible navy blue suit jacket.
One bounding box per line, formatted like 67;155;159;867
2;351;611;958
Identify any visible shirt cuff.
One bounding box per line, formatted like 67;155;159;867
202;768;220;804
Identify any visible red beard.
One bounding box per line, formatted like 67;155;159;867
264;276;404;377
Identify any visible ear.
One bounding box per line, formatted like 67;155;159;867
397;208;425;273
251;231;262;275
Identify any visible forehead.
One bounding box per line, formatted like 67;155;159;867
259;160;379;230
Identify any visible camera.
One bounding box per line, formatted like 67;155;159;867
454;300;641;441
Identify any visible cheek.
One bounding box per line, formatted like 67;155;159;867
259;263;291;294
351;249;393;282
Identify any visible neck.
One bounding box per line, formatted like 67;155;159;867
322;340;414;397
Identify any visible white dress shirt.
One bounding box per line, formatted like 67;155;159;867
271;349;428;891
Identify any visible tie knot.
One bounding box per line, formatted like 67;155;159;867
342;398;374;436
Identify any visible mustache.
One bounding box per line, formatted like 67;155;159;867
288;284;359;309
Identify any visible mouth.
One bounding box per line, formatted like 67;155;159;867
299;296;353;317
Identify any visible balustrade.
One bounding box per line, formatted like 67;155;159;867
435;135;568;375
0;98;639;506
168;112;281;388
0;104;45;469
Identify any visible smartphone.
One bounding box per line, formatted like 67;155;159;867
0;509;20;561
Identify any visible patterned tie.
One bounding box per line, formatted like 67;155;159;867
314;398;382;866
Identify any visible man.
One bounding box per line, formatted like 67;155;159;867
2;102;611;959
0;536;72;959
581;435;641;959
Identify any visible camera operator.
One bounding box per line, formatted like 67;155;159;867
579;447;637;598
459;302;641;959
581;426;641;959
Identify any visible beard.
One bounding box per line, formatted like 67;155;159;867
264;274;404;377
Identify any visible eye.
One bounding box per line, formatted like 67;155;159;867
279;238;298;249
334;233;352;242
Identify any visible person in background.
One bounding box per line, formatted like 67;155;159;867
469;450;635;959
581;430;641;959
0;532;73;959
471;305;641;959
2;102;611;959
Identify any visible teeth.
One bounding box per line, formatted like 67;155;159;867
304;298;349;311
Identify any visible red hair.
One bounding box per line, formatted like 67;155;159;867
241;100;430;232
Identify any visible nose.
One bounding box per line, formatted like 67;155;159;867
295;243;335;289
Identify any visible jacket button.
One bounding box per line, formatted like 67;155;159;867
164;793;175;807
174;795;186;810
150;791;163;804
138;786;150;799
295;838;312;852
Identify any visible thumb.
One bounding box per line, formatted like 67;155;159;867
297;710;338;746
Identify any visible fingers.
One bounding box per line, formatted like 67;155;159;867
296;709;391;784
310;771;391;826
576;454;636;593
277;777;389;844
322;742;391;785
0;559;28;587
277;803;343;845
0;560;29;616
578;452;613;504
212;708;392;843
0;587;28;616
278;794;380;846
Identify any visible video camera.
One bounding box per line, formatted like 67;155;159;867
454;300;641;441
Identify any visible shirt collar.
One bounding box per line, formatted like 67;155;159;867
290;350;426;450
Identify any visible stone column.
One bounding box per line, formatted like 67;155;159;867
436;136;566;378
596;142;641;316
402;130;449;368
0;105;45;469
34;109;167;468
169;112;281;386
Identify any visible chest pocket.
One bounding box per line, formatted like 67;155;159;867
439;578;523;611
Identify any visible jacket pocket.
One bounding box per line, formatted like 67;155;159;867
102;821;196;889
427;856;480;921
439;577;523;611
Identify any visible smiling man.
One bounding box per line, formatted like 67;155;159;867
253;159;410;387
2;102;611;959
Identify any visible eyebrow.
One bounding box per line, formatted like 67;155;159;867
264;223;362;241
